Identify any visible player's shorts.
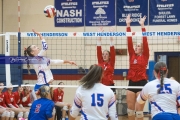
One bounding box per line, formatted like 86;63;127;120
34;83;49;92
127;80;147;93
109;84;116;94
153;112;180;120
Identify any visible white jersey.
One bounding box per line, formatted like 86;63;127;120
32;39;64;85
70;83;118;120
137;78;180;118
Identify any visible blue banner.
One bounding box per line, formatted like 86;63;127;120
150;0;180;25
54;0;84;27
85;0;115;26
0;56;50;64
117;0;148;26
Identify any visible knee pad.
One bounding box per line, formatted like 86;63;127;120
6;111;10;117
17;112;23;118
127;108;135;116
136;111;144;118
24;111;29;118
10;111;15;118
1;111;10;117
63;106;68;111
52;108;56;115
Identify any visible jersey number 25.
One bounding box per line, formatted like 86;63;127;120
91;93;104;107
157;84;172;94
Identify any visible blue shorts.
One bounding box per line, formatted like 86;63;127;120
34;83;49;92
153;112;180;120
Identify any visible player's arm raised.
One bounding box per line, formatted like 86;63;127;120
109;26;115;67
32;29;48;56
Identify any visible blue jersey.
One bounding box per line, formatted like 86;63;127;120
28;98;54;120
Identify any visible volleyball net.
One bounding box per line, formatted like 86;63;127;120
1;31;180;88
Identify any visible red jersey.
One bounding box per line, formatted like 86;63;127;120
97;46;115;85
22;90;31;107
13;91;22;105
0;93;7;108
127;27;149;82
4;91;18;108
53;88;64;102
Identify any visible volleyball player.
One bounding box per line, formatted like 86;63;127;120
4;84;29;119
13;86;24;108
137;62;180;120
126;14;149;120
0;83;14;120
24;29;77;100
28;85;54;120
53;82;71;120
70;64;118;120
21;85;32;107
97;27;116;94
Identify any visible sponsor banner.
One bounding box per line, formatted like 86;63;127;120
117;0;148;26
54;0;84;26
85;0;115;26
150;0;180;25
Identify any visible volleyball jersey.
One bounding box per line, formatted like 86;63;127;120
22;91;31;107
32;39;64;85
0;93;7;108
127;27;149;82
13;91;22;105
28;98;54;120
53;88;64;103
4;91;19;108
70;83;118;120
97;46;115;85
137;78;180;118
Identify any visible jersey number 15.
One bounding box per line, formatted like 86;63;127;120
91;93;104;107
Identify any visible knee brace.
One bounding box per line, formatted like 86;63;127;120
127;108;135;116
17;112;23;118
136;111;144;118
10;111;15;118
23;111;29;118
1;111;10;117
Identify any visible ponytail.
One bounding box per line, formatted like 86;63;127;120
157;67;167;94
24;48;31;74
158;69;164;94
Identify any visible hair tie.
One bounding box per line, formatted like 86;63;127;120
160;67;166;71
24;47;27;50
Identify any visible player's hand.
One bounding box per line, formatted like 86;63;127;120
126;14;132;25
97;27;104;32
109;26;115;32
138;15;146;26
109;26;115;42
5;108;11;111
69;61;77;66
32;29;41;36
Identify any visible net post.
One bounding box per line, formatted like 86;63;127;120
5;33;11;87
148;60;155;114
